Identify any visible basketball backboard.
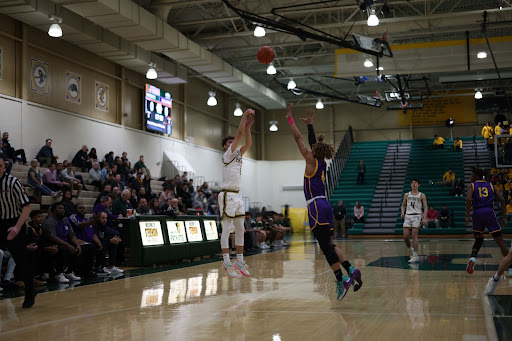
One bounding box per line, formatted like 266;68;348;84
353;34;393;57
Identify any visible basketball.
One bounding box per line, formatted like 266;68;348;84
257;46;275;65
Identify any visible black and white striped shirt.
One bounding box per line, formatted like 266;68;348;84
0;174;30;220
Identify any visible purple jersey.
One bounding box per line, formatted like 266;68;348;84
304;158;327;201
472;181;494;209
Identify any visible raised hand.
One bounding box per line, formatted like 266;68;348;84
243;108;255;117
286;103;294;119
246;113;255;128
300;109;315;125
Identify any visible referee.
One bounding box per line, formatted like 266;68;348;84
0;153;36;308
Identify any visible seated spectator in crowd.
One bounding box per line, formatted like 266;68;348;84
88;161;103;190
353;202;364;223
176;197;185;213
192;189;207;211
507;200;512;221
118;161;132;184
100;163;109;181
247;213;269;249
138;187;153;203
0;247;16;284
443;168;455;187
453;137;462;152
163;178;176;191
504;178;512;202
271;213;290;246
163;198;182;216
94;196;121;225
92;212;123;275
159;187;175;204
42;163;70;192
129;189;139;209
181;185;193;208
110;164;119;178
121;152;128;163
136;198;150;215
88;147;98;162
27;210;55;283
67;203;99;278
426;205;439;228
60;190;76;217
148;198;162;215
61;164;83;198
95;184;112;206
113;174;125;192
450;177;464;196
433;134;445;149
439;204;451;228
0;148;12;174
201;181;212;195
112;189;132;217
495;180;504;198
36;139;58;167
134;155;151;180
28;159;60;197
42;203;83;282
62;160;69;168
161;198;174;212
130;170;148;193
111;186;120;198
104;152;114;168
2;132;27;165
243;212;258;251
72;145;92;172
207;192;219;215
181;172;188;184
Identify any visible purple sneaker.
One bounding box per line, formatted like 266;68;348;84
350;268;363;292
337;276;354;301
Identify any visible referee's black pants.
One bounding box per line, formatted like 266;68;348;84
0;218;34;295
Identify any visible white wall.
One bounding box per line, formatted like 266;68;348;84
0;95;309;211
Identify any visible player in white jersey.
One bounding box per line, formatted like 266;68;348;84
401;178;428;263
219;108;255;278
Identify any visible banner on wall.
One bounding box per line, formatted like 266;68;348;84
0;46;3;80
398;96;477;126
30;58;50;95
65;71;81;104
95;81;109;111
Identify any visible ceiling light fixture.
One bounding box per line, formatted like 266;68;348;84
316;99;324;110
146;62;157;80
254;26;266;37
377;66;384;71
367;9;379;27
287;79;297;90
207;91;217;106
48;15;63;38
364;58;373;67
474;90;483;99
234;103;243;116
477;51;487;59
266;63;276;75
269;120;278;132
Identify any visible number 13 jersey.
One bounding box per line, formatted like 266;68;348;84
472;181;494;209
406;191;423;215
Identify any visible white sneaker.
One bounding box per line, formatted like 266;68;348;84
234;260;251;277
65;273;81;281
484;276;503;295
222;262;238;278
409;247;414;256
408;255;420;263
272;241;281;247
260;243;269;249
109;266;124;274
41;273;50;281
56;273;70;283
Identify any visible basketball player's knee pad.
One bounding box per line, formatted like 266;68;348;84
491;230;503;238
473;237;484;250
317;239;337;266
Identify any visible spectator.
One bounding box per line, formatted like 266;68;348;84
451;177;464;197
176;197;185;213
88;161;103;189
61;164;83;198
353;202;364;223
88;147;98;162
100;163;109;182
181;185;193;209
482;122;493;144
129;189;139;209
27;210;54;282
357;160;366;185
426;205;439;228
92;211;123;275
2;132;27;165
95;184;111;206
36;139;58;167
28;159;59;197
453;137;462;152
104;151;115;168
181;172;188;184
67;203;99;278
136;198;150;215
114;174;125;192
250;213;269;249
0;249;16;284
504;178;512;202
72;145;91;172
111;186;120;198
42;163;70;192
159;187;175;204
138;187;153;203
121;152;128;163
207;192;219;215
439;204;451;228
130;170;147;193
119;161;132;184
433;134;445;149
201;181;212;195
60;190;76;217
134;155;151;180
333;200;347;238
495;180;504;198
62;160;69;168
41;203;83;282
93;196;121;224
112;189;132;217
507;200;512;221
192;189;207;211
495;122;503;136
443;168;455;187
148;198;162;215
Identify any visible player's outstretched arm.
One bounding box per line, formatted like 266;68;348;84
230;109;254;152
400;193;408;219
286;104;312;161
300;109;316;148
465;184;474;226
240;114;255;156
421;193;428;225
494;185;507;226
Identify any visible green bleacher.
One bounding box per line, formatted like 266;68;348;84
329;140;391;224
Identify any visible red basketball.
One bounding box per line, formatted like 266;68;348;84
257;46;275;65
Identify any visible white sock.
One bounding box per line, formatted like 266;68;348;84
493;273;501;281
223;253;231;265
236;254;244;263
413;252;418;256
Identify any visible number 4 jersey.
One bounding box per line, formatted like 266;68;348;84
406;191;423;215
472;181;494;209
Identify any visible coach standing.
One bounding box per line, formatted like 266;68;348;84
0;154;36;308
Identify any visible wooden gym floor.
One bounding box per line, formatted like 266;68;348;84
0;235;511;341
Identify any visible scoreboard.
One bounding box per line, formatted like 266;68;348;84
145;83;172;135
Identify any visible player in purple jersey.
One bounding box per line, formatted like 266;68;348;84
286;104;361;301
465;167;509;275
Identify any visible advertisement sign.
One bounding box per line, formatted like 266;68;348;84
204;220;219;240
139;221;164;246
185;220;203;242
166;221;187;244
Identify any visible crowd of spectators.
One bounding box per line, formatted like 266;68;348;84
243;211;290;250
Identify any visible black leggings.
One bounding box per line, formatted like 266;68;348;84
312;226;338;266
